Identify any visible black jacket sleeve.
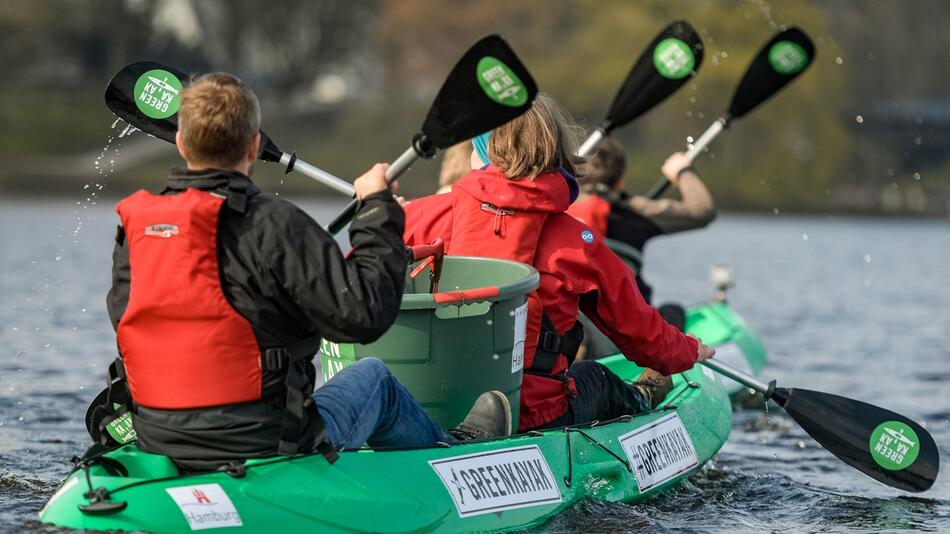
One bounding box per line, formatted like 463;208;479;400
265;191;407;343
106;225;130;332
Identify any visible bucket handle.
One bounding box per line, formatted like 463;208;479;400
408;239;445;293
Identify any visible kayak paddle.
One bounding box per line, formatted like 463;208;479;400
703;358;940;493
104;61;356;196
576;20;704;157
646;27;815;198
326;35;538;235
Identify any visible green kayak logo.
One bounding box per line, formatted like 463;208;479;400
768;41;808;75
653;38;695;79
869;421;919;471
134;69;182;119
476;57;528;107
105;407;137;444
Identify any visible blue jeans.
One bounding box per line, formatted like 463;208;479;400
313;357;456;449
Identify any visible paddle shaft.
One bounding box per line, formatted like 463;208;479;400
276;152;356;196
645;116;729;199
576;127;607;158
326;145;420;235
701;357;773;397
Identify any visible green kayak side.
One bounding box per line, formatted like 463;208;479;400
39;360;731;533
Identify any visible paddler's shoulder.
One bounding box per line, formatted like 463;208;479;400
537;212;604;258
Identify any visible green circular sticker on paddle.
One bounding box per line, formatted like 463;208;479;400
476;57;528;107
768;41;809;75
869;421;919;471
653;38;695;79
133;69;183;119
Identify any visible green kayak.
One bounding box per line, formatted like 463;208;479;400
39;359;730;533
40;256;733;532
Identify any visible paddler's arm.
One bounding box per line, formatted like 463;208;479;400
270;164;407;344
577;237;701;375
106;225;130;332
628;152;716;234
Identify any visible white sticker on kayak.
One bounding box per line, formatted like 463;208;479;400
619;413;699;492
511;303;528;373
429;445;561;518
166;483;243;530
710;342;752;393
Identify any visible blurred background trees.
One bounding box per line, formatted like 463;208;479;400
0;0;947;214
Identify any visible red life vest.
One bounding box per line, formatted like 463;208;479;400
116;188;262;409
566;194;611;236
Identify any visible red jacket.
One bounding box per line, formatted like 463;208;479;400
404;167;698;430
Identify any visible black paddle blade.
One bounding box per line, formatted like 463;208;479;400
420;35;538;149
603;20;703;132
779;388;939;492
105;61;186;144
727;27;815;119
104;61;284;162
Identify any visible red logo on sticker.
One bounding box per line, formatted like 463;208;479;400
145;224;179;238
192;488;211;504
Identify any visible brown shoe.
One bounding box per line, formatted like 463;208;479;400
633;368;673;409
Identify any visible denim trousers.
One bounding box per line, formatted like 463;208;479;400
313;357;456;449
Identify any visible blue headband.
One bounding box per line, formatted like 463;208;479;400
472;131;492;166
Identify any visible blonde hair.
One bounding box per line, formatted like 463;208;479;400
178;73;261;167
487;93;582;180
438;140;473;190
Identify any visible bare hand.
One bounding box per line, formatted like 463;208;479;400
688;334;716;361
354;163;390;200
661;152;691;185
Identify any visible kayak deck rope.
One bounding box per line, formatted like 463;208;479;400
562;423;633;488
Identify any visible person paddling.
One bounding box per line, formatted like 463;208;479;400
102;73;511;471
567;138;716;304
403;94;715;432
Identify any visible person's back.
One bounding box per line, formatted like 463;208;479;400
105;73;511;471
405;94;714;431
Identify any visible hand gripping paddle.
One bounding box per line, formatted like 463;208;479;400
646;27;815;198
704;358;939;492
576;20;704;157
326;35;538;235
104;61;356;196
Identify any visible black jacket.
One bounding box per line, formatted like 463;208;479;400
107;168;406;469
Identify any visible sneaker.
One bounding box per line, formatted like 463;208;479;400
633;368;673;409
449;391;512;441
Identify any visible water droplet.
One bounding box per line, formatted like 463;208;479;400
801;233;808;241
81;308;87;313
492;354;500;360
835;57;844;65
914;172;921;181
864;255;871;263
772;208;780;215
686;136;694;143
914;137;922;146
855;115;864;124
798;441;806;448
54;255;62;261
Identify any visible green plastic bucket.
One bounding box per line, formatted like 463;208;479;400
319;256;539;429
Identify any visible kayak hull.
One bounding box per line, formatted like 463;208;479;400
39;360;731;533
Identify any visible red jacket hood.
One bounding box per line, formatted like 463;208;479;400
453;166;572;214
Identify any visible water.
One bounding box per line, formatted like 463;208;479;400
0;199;947;532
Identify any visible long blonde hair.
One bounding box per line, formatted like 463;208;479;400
487;93;583;180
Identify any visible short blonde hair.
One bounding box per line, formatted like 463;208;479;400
178;73;261;167
439;140;473;189
487;93;582;179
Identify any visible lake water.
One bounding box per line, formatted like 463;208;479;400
1;197;947;532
